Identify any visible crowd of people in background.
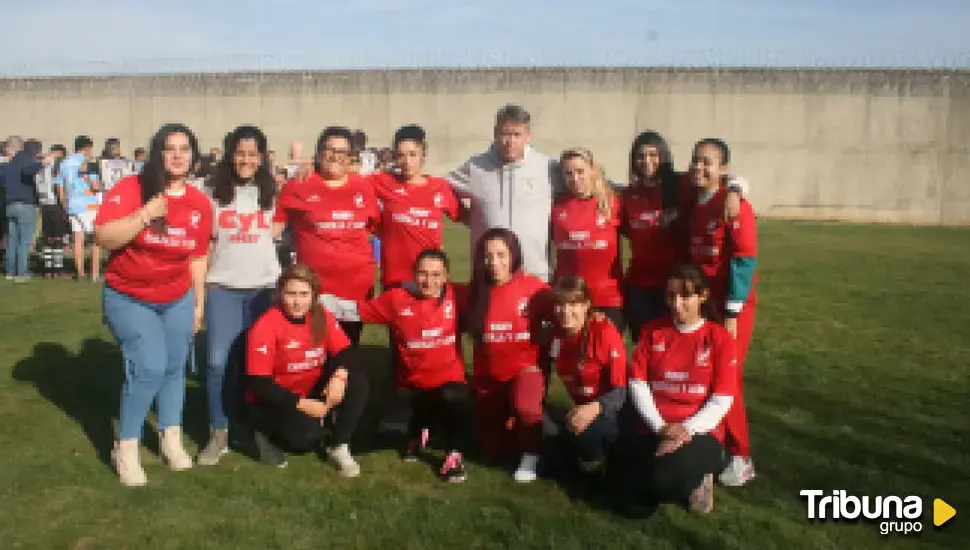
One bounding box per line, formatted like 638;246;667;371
0;103;759;519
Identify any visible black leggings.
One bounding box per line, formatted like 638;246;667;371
407;382;473;453
624;285;667;343
543;409;619;465
617;433;724;506
250;364;369;452
339;321;364;347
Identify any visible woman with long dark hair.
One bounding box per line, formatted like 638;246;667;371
462;227;554;483
551;148;624;329
94;123;213;486
245;263;369;475
197;125;284;466
621;264;737;516
621;131;749;341
275;126;380;346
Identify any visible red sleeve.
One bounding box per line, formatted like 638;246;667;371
600;322;628;388
273;183;293;223
357;290;397;325
437;180;462;223
193;194;213;256
711;327;739;396
323;309;352;356
729;201;757;257
94;176;140;225
246;314;278;377
630;318;664;381
365;185;381;234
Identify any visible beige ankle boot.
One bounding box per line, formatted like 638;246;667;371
159;426;193;470
111;439;148;487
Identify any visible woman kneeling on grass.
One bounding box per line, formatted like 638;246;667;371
321;248;472;483
545;275;628;479
622;264;738;516
244;263;369;475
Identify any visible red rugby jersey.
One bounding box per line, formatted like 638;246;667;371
620;176;693;290
369;173;461;289
95;175;213;303
630;317;738;441
688;186;758;305
275;173;380;301
358;284;467;390
551;194;623;308
550;317;627;405
461;273;555;385
246;306;351;401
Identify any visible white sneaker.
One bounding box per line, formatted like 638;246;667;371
159;426;193;471
719;455;755;487
111;439;148;487
327;444;360;478
513;453;539;483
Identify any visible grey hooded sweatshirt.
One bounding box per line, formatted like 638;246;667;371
447;144;562;282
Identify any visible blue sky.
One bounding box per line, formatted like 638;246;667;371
2;0;968;75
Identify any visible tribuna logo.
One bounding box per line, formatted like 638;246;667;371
800;490;923;535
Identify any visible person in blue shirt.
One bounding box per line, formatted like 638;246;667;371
1;136;53;281
54;135;101;282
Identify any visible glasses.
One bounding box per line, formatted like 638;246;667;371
322;147;351;160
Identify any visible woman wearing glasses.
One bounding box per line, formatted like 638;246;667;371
274;127;380;346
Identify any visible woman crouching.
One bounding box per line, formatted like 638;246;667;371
244;263;369;475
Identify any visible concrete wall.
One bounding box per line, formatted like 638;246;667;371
1;68;968;225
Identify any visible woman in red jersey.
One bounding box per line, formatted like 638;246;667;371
545;276;627;478
94;124;213;487
275;126;380;346
321;249;471;483
688;138;758;487
621;131;750;342
245;263;369;476
621;264;738;516
551;148;624;330
462;227;555;483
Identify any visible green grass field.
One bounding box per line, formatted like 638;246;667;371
1;220;966;550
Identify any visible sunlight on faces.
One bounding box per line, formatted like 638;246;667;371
636;144;662;179
495;122;530;163
484;238;512;284
562;156;595;198
320;136;352;179
395;140;425;179
555;295;590;335
691;143;727;190
414;257;447;299
162;132;193;179
281;279;314;318
666;278;708;326
233;138;262;180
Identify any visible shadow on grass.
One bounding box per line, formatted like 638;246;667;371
11;337;208;469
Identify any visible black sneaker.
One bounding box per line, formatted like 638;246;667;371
439;451;466;483
253;431;287;468
402;427;429;463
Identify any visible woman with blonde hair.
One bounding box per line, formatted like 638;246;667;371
551;148;624;329
244;263;369;475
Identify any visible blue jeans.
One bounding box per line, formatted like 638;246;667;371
103;284;195;440
5;202;37;276
204;285;274;430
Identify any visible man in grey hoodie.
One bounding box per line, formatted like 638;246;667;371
447;104;561;282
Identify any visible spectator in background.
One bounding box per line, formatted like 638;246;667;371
447;104;561;282
55;136;101;282
39;144;69;278
102;137;124;160
132;148;146;173
377;148;394;174
352;130;377;176
94;123;212;487
198;125;282;466
1;135;53;281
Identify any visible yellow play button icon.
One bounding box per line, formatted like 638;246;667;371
934;498;956;527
